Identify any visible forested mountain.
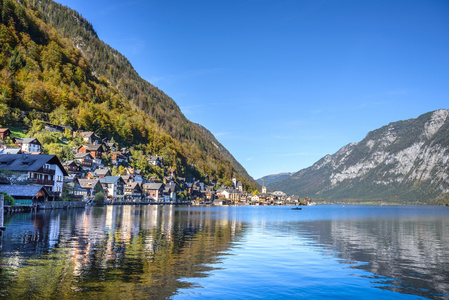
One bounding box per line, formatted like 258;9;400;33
256;173;292;186
196;124;260;189
270;110;449;204
0;0;257;190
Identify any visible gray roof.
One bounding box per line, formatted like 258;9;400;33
74;153;93;159
81;144;103;151
77;179;101;189
143;182;164;190
147;155;163;161
165;182;176;192
0;148;22;154
99;176;123;184
19;138;41;144
63;160;78;166
0;184;47;197
0;154;68;176
95;168;110;175
80;131;99;139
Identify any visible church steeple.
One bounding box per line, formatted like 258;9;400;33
262;178;267;194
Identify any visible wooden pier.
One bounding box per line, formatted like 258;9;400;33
0;194;5;236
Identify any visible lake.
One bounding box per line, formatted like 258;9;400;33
0;205;448;299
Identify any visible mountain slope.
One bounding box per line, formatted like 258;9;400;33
196;124;260;190
256;173;293;186
269;109;449;204
0;0;257;190
32;0;257;189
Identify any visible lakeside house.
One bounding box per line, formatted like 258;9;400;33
77;178;103;201
0;154;68;199
125;181;144;201
0;184;50;206
0;125;300;207
143;182;164;201
99;176;125;201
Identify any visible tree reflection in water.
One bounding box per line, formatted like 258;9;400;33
0;206;243;300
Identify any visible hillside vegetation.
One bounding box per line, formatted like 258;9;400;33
0;0;257;190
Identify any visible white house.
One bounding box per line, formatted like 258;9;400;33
99;176;125;200
16;138;42;153
0;154;67;199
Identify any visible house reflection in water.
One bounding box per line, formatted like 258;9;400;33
0;206;243;299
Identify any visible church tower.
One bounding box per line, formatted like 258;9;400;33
262;178;267;194
232;174;237;189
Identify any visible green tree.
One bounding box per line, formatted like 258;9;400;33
0;192;15;205
93;191;105;205
61;185;74;201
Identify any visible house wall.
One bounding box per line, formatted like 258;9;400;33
22;142;41;153
53;165;64;196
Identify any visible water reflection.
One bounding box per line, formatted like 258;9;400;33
0;206;244;299
1;206;448;299
296;216;449;299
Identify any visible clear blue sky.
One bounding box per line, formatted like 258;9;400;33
56;0;449;179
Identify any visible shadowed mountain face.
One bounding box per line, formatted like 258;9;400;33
270;109;449;204
256;172;293;186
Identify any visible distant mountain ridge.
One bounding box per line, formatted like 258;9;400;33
257;172;293;186
269;109;449;204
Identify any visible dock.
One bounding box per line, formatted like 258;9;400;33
0;194;5;236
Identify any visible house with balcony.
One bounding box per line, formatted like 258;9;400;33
74;152;93;169
143;182;164;201
77;178;103;201
163;182;177;202
78;144;105;165
0;154;68;199
125;181;144;201
99;176;125;201
63;160;82;175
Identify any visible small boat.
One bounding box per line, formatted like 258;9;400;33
291;207;302;210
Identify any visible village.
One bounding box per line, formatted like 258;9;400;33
0;126;310;210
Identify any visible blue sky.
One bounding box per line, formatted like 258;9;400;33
56;0;449;179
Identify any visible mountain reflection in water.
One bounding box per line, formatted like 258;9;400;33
297;217;449;299
0;206;243;299
0;205;448;299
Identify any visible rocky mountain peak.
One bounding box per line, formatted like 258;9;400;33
269;109;449;204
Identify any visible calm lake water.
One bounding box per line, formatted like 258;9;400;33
0;205;448;299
